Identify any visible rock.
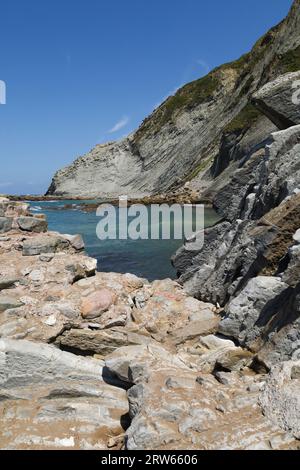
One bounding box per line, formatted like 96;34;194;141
199;335;235;350
0;295;24;313
0;339;128;449
43;314;57;326
0;277;19;291
61;234;85;251
218;276;289;349
105;344;298;450
171;315;220;345
22;235;70;256
0;217;13;234
215;348;253;372
105;344;187;384
260;360;300;439
81;289;115;319
56;328;152;357
252;71;300;130
17;216;48;233
293;228;300;244
214;371;231;385
39;253;54;262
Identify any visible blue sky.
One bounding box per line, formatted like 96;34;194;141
0;0;293;195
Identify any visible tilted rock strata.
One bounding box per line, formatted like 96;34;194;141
173;73;300;367
47;1;300;199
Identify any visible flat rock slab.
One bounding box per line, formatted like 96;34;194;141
0;339;128;450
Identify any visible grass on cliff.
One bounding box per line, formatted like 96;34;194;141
188;157;212;180
134;73;220;140
224;103;261;134
278;45;300;73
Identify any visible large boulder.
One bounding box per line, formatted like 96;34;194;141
252;72;300;130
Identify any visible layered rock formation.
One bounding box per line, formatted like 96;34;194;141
47;1;300;199
173;71;300;369
1;200;299;449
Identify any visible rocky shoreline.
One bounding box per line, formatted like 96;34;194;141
0;197;299;449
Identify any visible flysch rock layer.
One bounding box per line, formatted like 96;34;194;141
173;71;300;370
0;199;299;449
46;1;300;199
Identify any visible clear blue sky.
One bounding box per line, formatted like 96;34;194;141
0;0;293;195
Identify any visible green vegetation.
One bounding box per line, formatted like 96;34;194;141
224;103;261;134
134;18;299;143
134;73;220;140
278;45;300;73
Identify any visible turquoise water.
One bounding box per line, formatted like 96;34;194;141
30;201;219;281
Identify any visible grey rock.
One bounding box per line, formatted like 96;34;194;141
252;71;300;130
17;217;48;233
0;217;13;234
61;234;84;251
0;295;24;313
22;235;70;256
260;360;300;439
0;278;19;291
56;328;152;357
219;276;288;346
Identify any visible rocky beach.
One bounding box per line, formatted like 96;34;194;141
0;197;299;450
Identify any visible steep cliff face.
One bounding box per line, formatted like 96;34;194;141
172;72;300;367
47;0;300;198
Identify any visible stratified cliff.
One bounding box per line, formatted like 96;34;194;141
173;70;300;367
47;1;300;198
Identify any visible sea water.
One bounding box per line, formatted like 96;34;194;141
30;200;220;281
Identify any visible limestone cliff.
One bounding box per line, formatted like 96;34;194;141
47;0;300;198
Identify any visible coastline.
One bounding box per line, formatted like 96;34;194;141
1;197;298;449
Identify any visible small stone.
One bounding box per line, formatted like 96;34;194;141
39;253;54;262
28;270;44;282
0;236;10;242
214;371;231;385
43;314;57;326
81;289;115;319
293;229;300;245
